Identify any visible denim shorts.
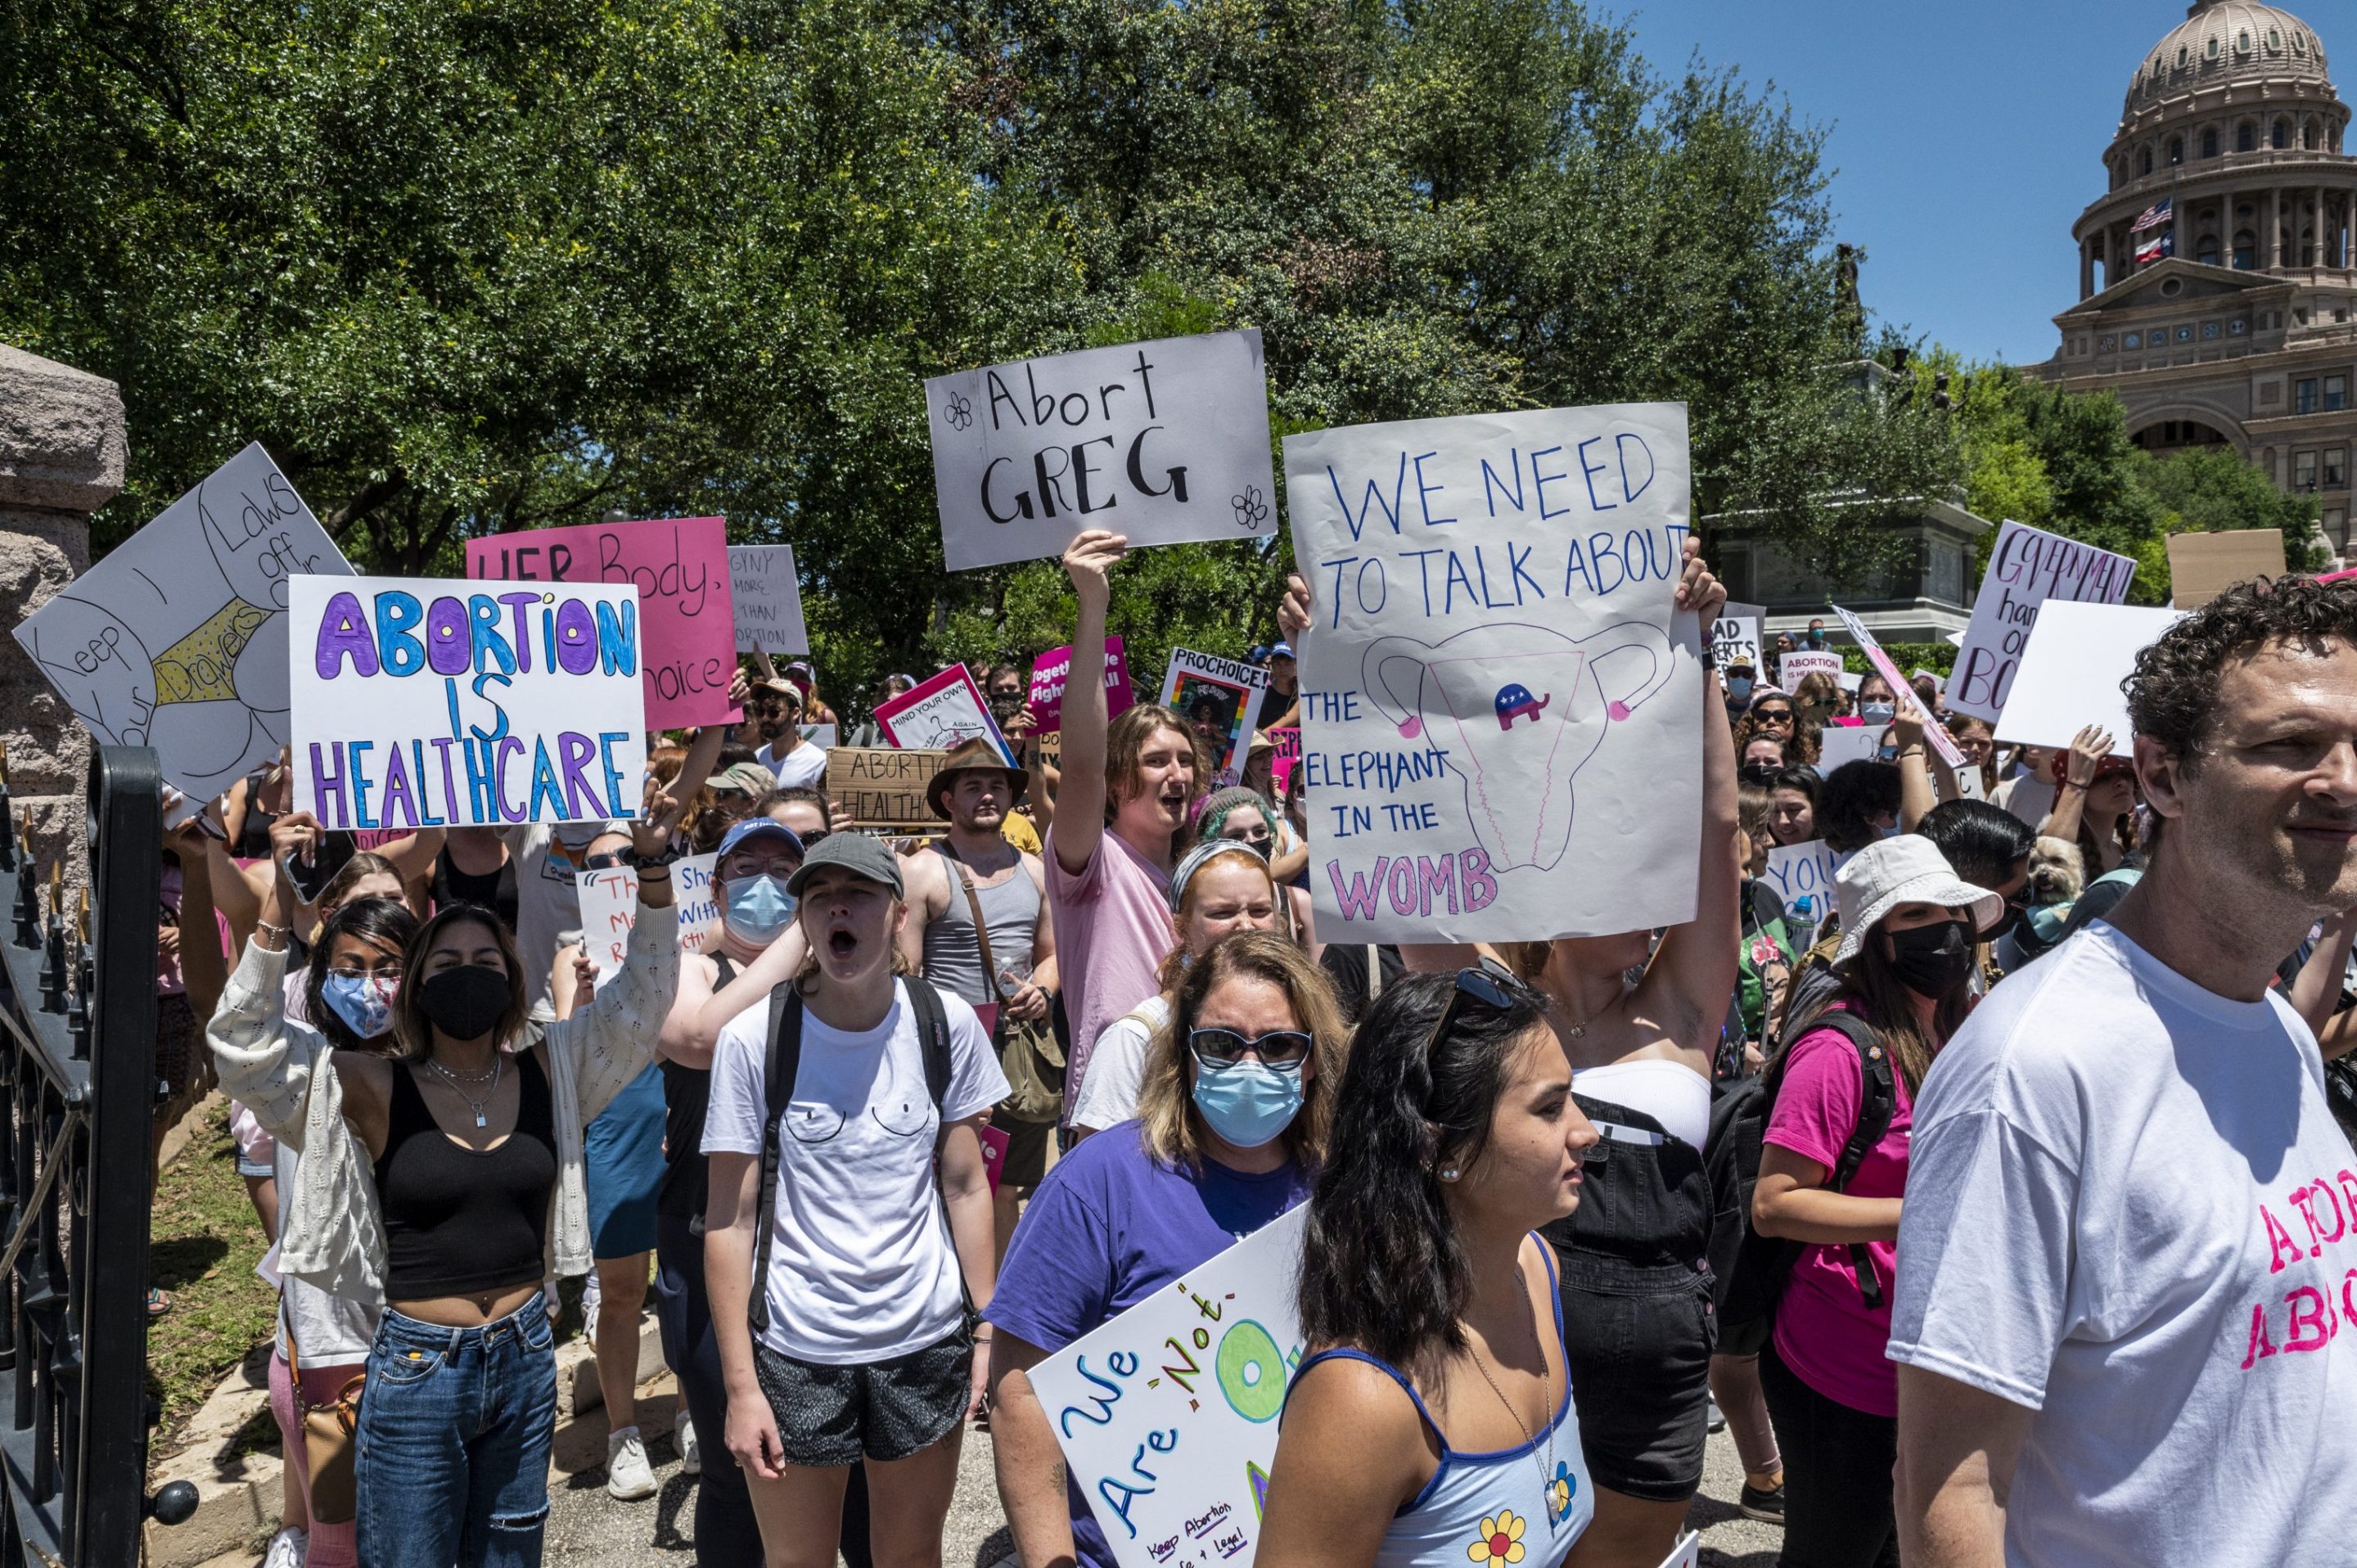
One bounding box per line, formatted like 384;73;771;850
1556;1252;1715;1502
753;1326;972;1466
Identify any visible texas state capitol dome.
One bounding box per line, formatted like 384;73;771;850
2036;1;2357;561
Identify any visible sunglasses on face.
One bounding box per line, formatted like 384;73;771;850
1189;1028;1314;1070
1755;710;1794;727
797;828;830;848
583;850;633;871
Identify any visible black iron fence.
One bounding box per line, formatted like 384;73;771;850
0;747;195;1564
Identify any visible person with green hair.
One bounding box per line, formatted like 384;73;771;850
1194;786;1316;951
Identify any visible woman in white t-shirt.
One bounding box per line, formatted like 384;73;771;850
702;832;1007;1566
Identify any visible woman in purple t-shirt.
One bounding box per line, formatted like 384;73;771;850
984;933;1348;1568
1751;837;1998;1567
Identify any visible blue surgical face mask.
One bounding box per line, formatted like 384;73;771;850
1862;701;1895;723
1192;1061;1304;1149
1726;676;1754;702
321;973;397;1039
723;874;796;944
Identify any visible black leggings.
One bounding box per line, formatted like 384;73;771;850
1759;1342;1899;1568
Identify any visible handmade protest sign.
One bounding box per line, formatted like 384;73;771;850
1029;637;1136;731
1267;728;1302;795
1992;602;2184;753
2167;528;2286;608
728;544;809;655
825;747;950;829
1778;651;1843;691
1762;839;1841;929
14;443;354;800
1027;1206;1307;1568
1814;726;1883;772
576;854;722;976
1710;613;1763;674
466;516;739;730
926;331;1279;571
876;666;1016;765
289;575;650;830
1160;648;1271;787
1831;606;1967;769
1285;402;1705;944
1948;521;2136;726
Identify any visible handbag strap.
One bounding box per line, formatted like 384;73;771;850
946;852;1006;1005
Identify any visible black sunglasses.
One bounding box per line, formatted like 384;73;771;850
1190;1028;1313;1070
583;850;633;871
1423;958;1529;1061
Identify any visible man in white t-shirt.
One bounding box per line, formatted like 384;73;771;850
1891;576;2357;1566
750;679;828;790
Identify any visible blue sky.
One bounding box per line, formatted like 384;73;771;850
1615;1;2220;367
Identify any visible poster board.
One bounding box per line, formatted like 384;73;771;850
1710;614;1763;674
1160;648;1272;787
1030;637;1137;730
926;330;1279;571
466;515;740;729
826;747;951;828
1027;1207;1307;1568
1284;402;1704;944
13;443;355;800
1948;520;2136;725
1761;839;1841;930
2168;529;2287;609
1831;606;1967;769
1990;602;2184;753
1814;725;1883;772
575;854;723;976
1777;651;1843;692
728;544;809;655
1909;666;1945;692
1267;728;1302;796
874;665;1016;765
289;574;650;829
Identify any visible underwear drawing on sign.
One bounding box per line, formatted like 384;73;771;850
1361;621;1675;874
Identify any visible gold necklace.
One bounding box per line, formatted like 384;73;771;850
1463;1268;1560;1522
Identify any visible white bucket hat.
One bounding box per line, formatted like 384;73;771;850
1832;837;2005;966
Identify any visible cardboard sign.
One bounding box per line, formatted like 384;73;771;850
1814;725;1884;772
575;854;723;976
1778;651;1843;691
1710;615;1763;674
1948;521;2136;725
466;516;740;729
728;544;809;654
1285;402;1703;943
13;443;355;800
1029;637;1137;731
2168;529;2287;609
875;665;1016;764
826;747;951;828
1991;602;2185;753
1160;647;1272;787
1832;606;1967;769
289;574;650;829
926;330;1280;571
1027;1207;1307;1568
1762;839;1841;930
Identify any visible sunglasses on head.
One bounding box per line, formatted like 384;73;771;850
1423;957;1530;1061
1189;1028;1313;1070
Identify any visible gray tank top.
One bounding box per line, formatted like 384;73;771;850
920;849;1043;1008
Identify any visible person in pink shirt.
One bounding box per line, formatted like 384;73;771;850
1045;529;1207;1124
1751;836;1998;1568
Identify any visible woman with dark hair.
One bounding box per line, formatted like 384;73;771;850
1751;837;1999;1567
987;931;1347;1568
1261;965;1602;1566
1855;670;1898;727
210;788;684;1568
1767;767;1821;849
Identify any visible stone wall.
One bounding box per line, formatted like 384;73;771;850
0;345;128;899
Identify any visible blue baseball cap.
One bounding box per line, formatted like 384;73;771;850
1269;642;1295;660
716;818;804;863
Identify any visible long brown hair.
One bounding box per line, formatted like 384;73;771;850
1785;914;1969;1096
390;906;530;1061
1104;703;1211;826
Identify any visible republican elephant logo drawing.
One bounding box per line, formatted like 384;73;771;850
1361;620;1676;873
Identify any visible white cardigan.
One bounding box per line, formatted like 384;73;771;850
209;903;680;1300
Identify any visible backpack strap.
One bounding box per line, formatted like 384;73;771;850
903;975;954;1125
748;980;804;1336
1805;1009;1899;1311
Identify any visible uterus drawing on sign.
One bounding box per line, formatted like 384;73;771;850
1361;621;1674;873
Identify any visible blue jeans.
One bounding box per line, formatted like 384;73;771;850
355;1296;559;1567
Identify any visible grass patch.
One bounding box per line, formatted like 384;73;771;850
148;1100;276;1451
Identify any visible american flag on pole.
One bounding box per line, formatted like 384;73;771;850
2130;200;2174;233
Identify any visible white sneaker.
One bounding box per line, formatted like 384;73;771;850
263;1525;308;1568
606;1426;658;1501
677;1410;701;1476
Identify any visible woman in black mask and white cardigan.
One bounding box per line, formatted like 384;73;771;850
210;788;684;1568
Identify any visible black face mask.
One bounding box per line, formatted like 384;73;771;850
418;964;511;1041
1885;920;1975;999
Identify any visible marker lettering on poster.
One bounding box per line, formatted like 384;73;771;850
1949;521;2136;725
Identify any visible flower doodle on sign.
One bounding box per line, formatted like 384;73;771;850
1465;1509;1526;1565
1231;484;1269;532
941;390;975;431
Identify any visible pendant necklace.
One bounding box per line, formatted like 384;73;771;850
426;1055;503;1129
1465;1275;1559;1522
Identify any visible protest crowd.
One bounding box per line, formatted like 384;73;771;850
30;376;2357;1568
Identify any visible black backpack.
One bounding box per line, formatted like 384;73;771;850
1706;1008;1896;1357
747;975;956;1335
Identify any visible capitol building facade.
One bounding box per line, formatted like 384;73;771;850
2035;1;2357;557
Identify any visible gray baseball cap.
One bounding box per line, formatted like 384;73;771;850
784;831;905;899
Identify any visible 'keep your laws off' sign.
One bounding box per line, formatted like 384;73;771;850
926;331;1278;571
1285;403;1706;944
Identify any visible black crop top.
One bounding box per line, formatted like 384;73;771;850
374;1052;557;1299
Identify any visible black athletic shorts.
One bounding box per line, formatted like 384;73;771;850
998;1116;1053;1190
753;1326;972;1466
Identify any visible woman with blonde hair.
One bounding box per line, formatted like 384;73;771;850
985;930;1349;1568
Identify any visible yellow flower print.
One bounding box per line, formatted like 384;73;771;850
1466;1510;1527;1564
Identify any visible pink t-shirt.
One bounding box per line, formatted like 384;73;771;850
1045;828;1174;1120
1765;1016;1913;1417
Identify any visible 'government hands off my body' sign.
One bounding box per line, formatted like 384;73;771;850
290;575;650;830
1285;403;1706;944
1946;520;2135;725
927;331;1278;571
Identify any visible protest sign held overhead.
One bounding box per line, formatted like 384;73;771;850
2167;528;2287;608
826;747;950;830
1710;607;1763;673
1160;647;1271;787
466;515;740;730
875;665;1016;765
14;443;354;801
1947;520;2136;725
927;331;1279;571
1285;402;1705;944
289;574;650;830
728;544;809;655
1029;636;1136;731
1993;602;2184;753
1778;650;1842;691
1831;606;1967;768
577;854;722;976
1814;725;1883;772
